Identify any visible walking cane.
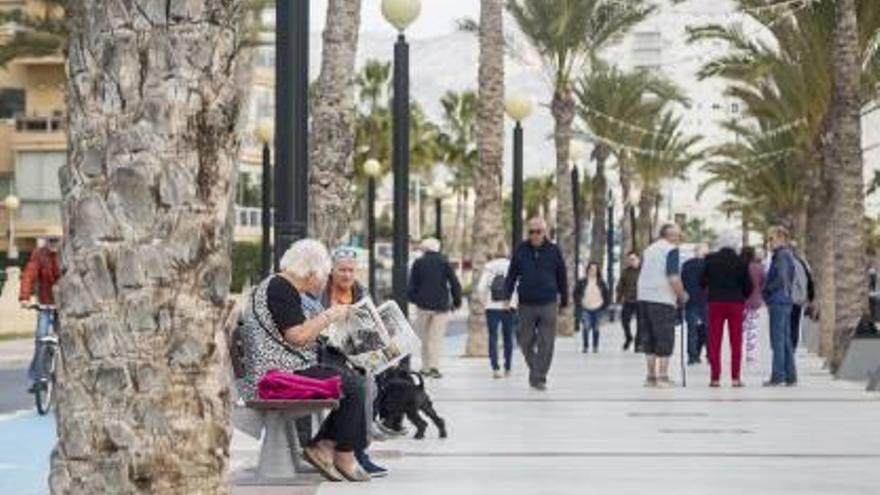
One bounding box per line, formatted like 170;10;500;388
679;306;687;387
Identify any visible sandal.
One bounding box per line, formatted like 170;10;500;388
335;462;371;482
303;446;343;482
732;380;745;388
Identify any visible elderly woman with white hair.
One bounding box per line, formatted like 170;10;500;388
237;239;370;482
701;232;753;388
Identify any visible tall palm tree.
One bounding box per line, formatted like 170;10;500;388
507;0;655;334
828;0;868;369
54;2;245;492
575;63;684;268
466;0;506;357
524;173;556;219
632;112;703;245
309;0;363;247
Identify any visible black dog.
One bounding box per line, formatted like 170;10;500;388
376;367;447;439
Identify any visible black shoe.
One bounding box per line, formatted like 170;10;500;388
430;369;443;379
687;357;700;366
622;339;632;351
582;347;589;354
785;380;798;387
763;380;784;387
592;348;598;354
530;382;547;391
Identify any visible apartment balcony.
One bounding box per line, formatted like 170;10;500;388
12;113;66;152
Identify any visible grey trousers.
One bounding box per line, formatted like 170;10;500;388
517;303;559;385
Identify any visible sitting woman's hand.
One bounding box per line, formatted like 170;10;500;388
324;304;351;324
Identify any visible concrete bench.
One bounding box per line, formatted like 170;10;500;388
835;336;880;383
238;399;339;485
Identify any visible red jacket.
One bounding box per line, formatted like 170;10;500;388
19;247;61;305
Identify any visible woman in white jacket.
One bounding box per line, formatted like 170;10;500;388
478;253;518;379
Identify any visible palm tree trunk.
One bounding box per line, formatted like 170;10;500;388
638;188;655;247
806;181;836;358
552;86;576;336
828;0;867;370
589;153;608;268
466;0;505;357
309;0;362;247
54;3;245;493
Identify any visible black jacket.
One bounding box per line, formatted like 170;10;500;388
701;248;752;303
407;251;462;312
505;239;569;307
574;278;610;311
616;266;639;303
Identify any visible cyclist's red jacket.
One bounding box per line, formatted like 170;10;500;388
19;247;61;305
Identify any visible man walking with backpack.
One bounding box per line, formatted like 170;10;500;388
763;226;798;387
478;246;517;379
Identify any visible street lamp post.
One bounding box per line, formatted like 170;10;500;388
364;159;382;301
606;190;615;322
274;0;310;268
4;195;20;261
382;0;421;316
504;93;533;253
256;121;274;278
629;178;643;254
430;181;448;242
569;140;587;334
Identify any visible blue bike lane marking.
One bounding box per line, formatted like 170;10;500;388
0;409;54;495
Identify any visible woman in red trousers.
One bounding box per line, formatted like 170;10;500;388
701;238;753;387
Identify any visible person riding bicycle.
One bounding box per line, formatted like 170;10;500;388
19;235;61;392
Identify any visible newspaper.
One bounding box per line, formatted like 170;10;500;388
323;298;420;374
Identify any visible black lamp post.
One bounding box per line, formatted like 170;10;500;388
504;93;533;253
569;141;586;333
364;159;382;301
383;0;421;317
429;181;448;243
256;122;274;278
629;180;643;255
606;190;615;322
274;0;309;268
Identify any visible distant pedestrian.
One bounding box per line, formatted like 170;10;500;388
574;262;610;353
762;226;798;387
616;252;641;351
506;218;569;391
741;246;766;363
702;233;752;387
637;224;688;388
789;244;815;350
477;248;517;379
681;244;709;365
408;238;463;379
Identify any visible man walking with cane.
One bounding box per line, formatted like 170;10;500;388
637;224;688;388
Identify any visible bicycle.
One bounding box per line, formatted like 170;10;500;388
27;304;59;415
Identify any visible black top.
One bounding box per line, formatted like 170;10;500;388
267;276;307;337
681;257;707;306
505;239;569;307
616;266;640;303
701;248;753;303
407;251;463;312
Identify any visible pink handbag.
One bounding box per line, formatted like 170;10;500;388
257;369;343;400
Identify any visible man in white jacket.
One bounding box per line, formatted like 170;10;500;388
478;251;518;379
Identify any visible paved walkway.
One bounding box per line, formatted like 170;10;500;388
232;314;880;495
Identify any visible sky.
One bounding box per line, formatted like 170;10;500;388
309;0;480;39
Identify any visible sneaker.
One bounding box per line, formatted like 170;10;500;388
592;348;598;354
644;376;658;388
762;380;784;387
430;369;443;379
493;370;503;379
709;381;721;388
582;347;589;354
355;450;389;479
732;380;745;388
785;380;798;387
530;382;547;391
504;369;512;377
376;421;409;437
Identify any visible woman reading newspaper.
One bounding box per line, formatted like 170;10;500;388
237;240;372;482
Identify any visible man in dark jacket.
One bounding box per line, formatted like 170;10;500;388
407;238;462;379
681;244;709;365
616;252;640;351
505;218;568;390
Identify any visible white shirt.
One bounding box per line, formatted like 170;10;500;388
478;258;518;310
637;239;680;306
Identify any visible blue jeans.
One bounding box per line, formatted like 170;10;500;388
28;309;55;382
685;302;707;362
486;309;514;371
769;303;797;383
581;309;602;350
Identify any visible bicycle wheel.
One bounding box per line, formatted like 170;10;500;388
34;346;55;415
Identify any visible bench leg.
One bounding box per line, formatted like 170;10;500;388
253;410;301;484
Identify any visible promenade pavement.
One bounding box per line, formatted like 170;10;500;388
232;313;880;495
